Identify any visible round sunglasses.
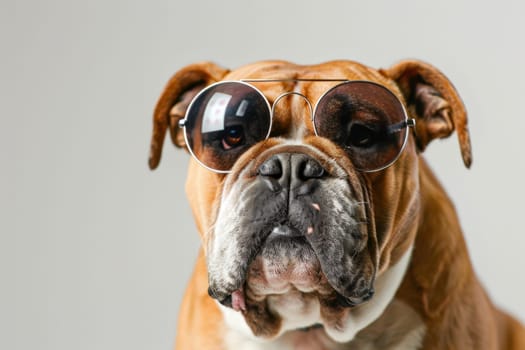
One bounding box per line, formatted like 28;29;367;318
178;79;415;173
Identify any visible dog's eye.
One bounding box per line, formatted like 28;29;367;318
222;125;245;150
348;123;376;148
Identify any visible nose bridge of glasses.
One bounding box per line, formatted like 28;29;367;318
270;91;315;140
272;91;314;118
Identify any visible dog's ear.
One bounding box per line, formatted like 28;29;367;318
380;60;472;168
149;62;230;170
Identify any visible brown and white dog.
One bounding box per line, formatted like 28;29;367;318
149;59;525;349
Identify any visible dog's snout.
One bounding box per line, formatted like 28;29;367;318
257;153;325;193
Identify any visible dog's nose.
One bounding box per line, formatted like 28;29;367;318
257;153;325;192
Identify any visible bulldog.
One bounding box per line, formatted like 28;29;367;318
149;59;525;349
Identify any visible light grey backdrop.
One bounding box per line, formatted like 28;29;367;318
2;0;524;349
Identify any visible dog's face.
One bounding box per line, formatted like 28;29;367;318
149;60;471;341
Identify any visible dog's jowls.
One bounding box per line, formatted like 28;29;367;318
149;59;525;349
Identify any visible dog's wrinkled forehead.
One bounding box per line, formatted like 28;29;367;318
221;61;404;138
225;61;402;100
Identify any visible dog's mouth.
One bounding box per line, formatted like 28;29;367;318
215;224;372;314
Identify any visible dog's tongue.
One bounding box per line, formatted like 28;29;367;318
231;289;246;312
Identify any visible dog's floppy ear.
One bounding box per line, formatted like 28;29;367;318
149;62;230;170
381;60;472;168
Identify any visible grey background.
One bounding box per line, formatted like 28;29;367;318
2;0;524;349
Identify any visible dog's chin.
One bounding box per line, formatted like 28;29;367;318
218;225;363;338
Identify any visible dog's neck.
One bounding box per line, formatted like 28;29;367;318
392;158;477;345
412;157;475;301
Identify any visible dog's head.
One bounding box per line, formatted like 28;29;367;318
149;60;471;341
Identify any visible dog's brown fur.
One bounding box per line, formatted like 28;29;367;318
150;60;525;349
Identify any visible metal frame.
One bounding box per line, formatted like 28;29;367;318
179;79;415;173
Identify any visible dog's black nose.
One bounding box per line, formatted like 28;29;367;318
257;153;325;193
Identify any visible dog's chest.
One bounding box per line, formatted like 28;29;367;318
223;299;426;350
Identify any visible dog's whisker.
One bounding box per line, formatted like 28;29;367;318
201;223;217;250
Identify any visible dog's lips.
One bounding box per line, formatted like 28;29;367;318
218;225;361;313
214;215;374;315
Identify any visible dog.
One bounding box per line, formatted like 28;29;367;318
149;59;525;349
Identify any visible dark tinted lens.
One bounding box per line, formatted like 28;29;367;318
184;82;271;172
314;82;407;172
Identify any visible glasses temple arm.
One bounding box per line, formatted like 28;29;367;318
387;118;416;134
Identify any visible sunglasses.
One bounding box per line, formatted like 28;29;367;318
178;79;415;173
